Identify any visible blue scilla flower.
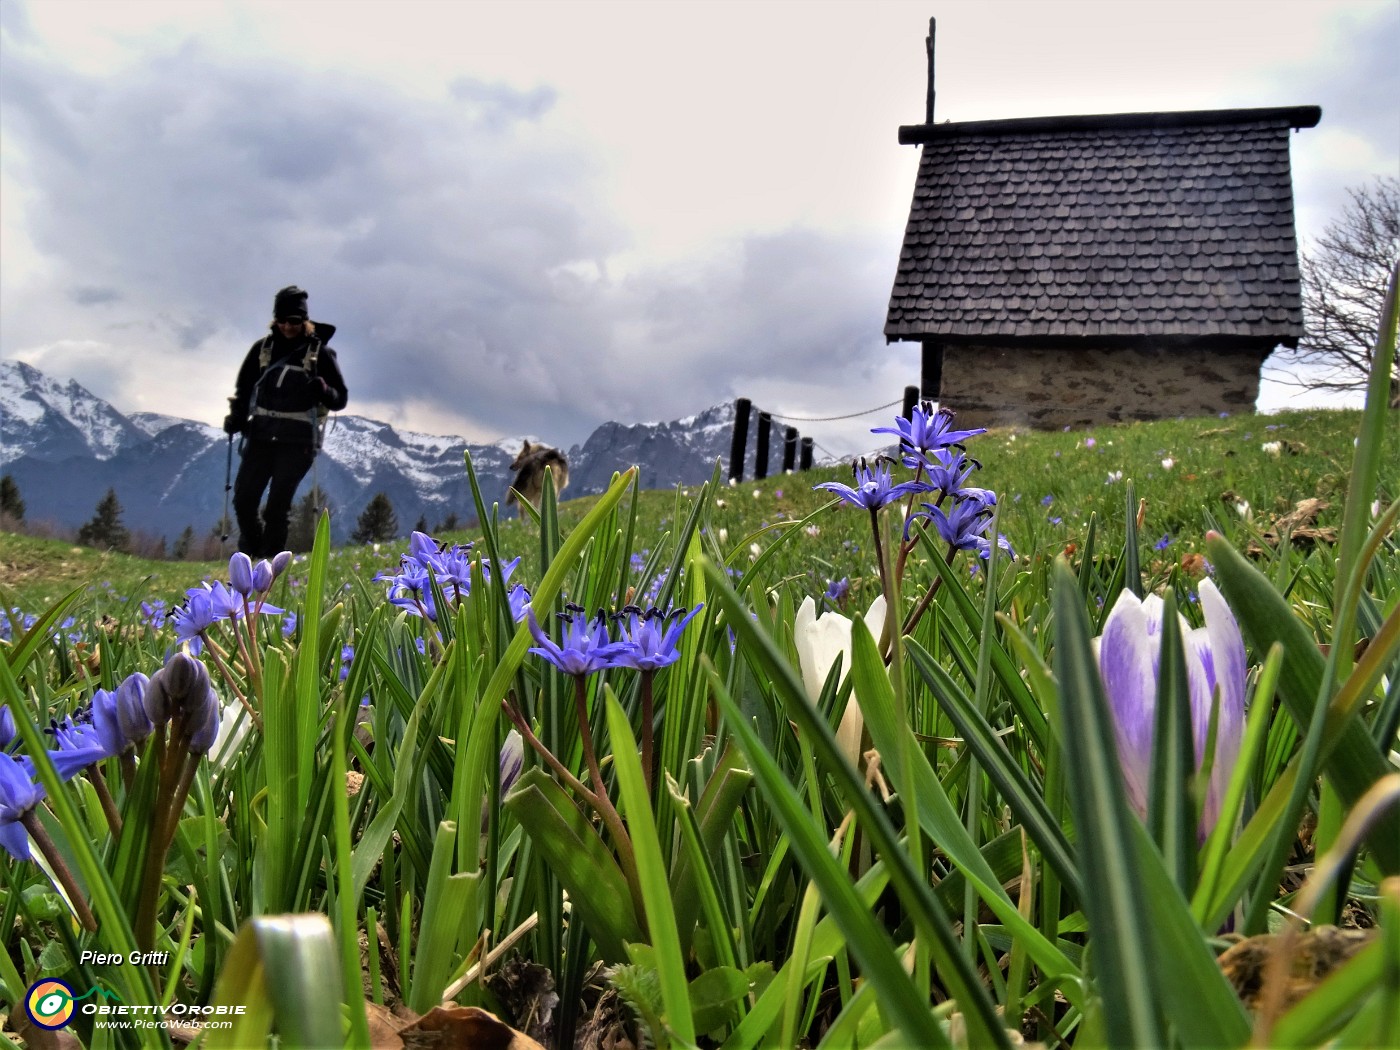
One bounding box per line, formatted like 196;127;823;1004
38;716;108;780
871;402;988;469
0;706;15;751
171;582;243;652
90;672;154;757
825;577;850;602
527;605;629;676
907;494;996;551
0;751;44;860
506;584;531;623
814;457;932;511
481;556;522;588
923;447;983;497
610;604;704;671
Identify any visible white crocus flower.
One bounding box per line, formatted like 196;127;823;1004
794;594;887;767
209;700;253;771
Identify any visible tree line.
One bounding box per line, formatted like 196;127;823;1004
0;474;456;558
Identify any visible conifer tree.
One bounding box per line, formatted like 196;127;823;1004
172;525;196;560
0;474;23;522
76;488;130;552
351;492;399;545
435;511;460;532
288;486;332;552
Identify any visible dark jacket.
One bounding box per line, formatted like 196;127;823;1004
227;321;348;446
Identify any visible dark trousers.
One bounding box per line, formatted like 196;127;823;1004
232;439;316;558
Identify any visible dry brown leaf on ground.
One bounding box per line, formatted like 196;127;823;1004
367;1002;547;1050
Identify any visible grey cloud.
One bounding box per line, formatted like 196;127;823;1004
448;76;558;127
70;286;123;305
0;18;916;447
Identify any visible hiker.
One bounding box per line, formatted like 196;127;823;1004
222;286;348;558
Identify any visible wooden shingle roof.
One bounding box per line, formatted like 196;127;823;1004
885;107;1320;345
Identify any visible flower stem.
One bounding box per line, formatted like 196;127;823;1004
90;763;123;837
902;543;958;637
23;810;98;931
571;676;643;922
201;635;260;730
640;671;656;795
500;699;599;806
868;508;892;604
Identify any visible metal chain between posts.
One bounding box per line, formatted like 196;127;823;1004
765;398;904;424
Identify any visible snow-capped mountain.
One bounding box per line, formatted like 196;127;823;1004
0;361;782;544
0;360;148;463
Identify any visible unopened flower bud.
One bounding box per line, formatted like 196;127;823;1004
143;676;171;724
162;652;208;700
228;553;254;596
185;685;222;754
115;673;154;743
271;550;293;577
252;559;275;593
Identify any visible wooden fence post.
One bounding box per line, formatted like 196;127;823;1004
782;427;798;472
728;398;751;482
799;437;813;471
755;412;772;480
902;385;919;421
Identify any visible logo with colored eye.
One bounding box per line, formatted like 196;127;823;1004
26;979;76;1029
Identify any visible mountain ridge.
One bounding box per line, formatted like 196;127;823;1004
0;361;792;543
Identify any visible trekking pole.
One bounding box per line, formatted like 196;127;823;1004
221;433;233;547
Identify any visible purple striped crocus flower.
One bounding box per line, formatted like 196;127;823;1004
1095;579;1247;835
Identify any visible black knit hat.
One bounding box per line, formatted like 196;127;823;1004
273;286;309;322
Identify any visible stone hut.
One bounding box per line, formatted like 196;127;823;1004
884;24;1320;429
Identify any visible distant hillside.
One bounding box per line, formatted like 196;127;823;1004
0;360;793;544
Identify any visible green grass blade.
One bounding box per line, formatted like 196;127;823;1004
1205;532;1400;872
1126;820;1251;1047
350;693;424;900
1333;260;1398;668
407;821;480;1014
865;640;1080;987
1123;479;1142;598
706;560;1012;1049
1147;591;1197;892
706;662;952;1050
606;691;696;1046
905;638;1082;901
2;587;83;674
719;864;890;1050
502;768;643;962
207;914;346;1049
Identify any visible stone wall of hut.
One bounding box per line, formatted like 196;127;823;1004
937;343;1272;429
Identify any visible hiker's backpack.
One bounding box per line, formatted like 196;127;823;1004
247;334;331;449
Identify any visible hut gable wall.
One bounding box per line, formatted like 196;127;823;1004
938;341;1272;430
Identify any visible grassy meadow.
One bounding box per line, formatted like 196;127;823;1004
0;398;1396;1049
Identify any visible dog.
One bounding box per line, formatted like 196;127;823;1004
505;440;570;510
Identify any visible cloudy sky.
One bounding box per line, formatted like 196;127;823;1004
2;0;1396;457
